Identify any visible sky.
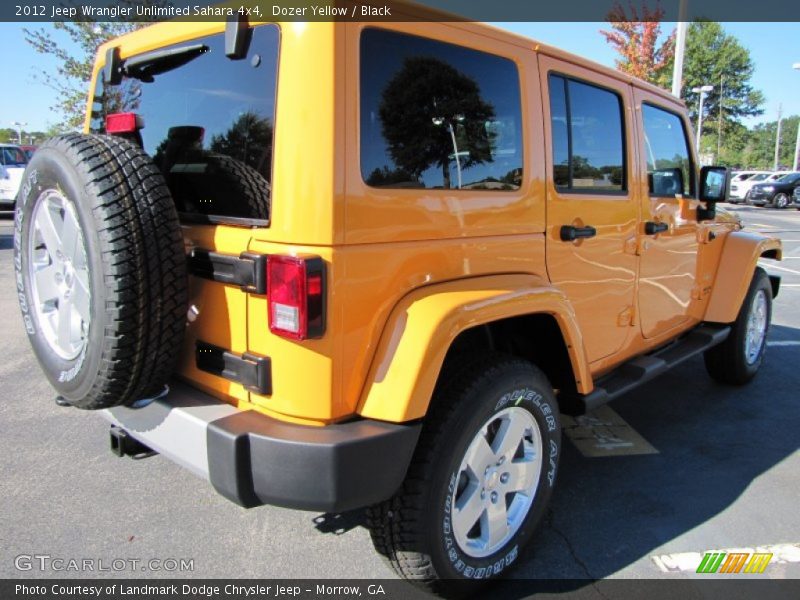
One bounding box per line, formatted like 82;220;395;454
0;20;798;138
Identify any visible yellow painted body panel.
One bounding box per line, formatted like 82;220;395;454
83;9;781;426
176;225;253;405
704;232;783;324
358;274;590;422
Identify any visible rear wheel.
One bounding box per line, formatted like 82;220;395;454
704;267;772;385
15;134;187;409
367;356;561;593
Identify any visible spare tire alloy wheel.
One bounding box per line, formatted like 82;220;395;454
15;134;188;410
28;189;90;360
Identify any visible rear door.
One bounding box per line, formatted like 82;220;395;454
540;56;639;364
633;90;702;339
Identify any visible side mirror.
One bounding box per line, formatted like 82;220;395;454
649;167;684;196
697;166;729;221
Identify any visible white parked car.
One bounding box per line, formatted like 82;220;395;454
0;144;28;208
729;171;774;203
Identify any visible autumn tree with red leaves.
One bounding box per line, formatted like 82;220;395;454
600;2;676;89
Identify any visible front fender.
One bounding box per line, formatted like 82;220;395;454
357;274;591;423
704;231;782;324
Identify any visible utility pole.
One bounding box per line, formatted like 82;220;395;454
794;63;800;171
774;104;782;171
671;0;689;97
693;85;713;157
794;119;800;172
717;75;724;162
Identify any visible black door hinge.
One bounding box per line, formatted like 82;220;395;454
196;342;272;395
187;249;266;294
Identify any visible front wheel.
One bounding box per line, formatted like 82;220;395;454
773;193;789;209
367;356;561;592
704;267;772;385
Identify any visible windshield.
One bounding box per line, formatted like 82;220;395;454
750;173;769;182
775;173;800;183
0;146;27;167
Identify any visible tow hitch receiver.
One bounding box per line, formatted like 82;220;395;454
109;426;155;458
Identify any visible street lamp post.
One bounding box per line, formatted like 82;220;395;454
11;121;28;145
793;63;800;171
432;114;465;189
692;85;713;157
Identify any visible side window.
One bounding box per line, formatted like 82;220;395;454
548;74;626;193
641;104;695;197
360;29;523;191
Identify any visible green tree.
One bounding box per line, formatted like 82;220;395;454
23;2;162;129
737;116;799;170
377;56;496;189
0;128;48;145
209;112;273;172
675;22;764;126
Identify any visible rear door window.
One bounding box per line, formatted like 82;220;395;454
360;28;523;191
548;74;626;193
91;25;279;225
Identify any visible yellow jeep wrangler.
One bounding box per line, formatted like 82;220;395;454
14;5;782;589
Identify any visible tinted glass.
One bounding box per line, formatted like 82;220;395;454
549;76;570;187
568;80;625;190
548;75;625;192
91;25;278;222
642;104;694;196
1;147;27;166
776;173;800;183
360;29;523;191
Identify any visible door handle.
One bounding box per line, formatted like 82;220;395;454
560;225;597;242
644;221;669;235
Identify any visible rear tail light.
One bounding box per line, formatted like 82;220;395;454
105;112;144;134
267;255;325;340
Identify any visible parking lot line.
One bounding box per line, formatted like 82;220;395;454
767;341;800;347
758;262;800;275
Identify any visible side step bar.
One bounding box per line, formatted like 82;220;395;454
560;325;731;416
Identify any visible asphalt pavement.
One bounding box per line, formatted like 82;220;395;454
0;203;798;586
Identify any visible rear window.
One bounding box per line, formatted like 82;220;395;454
91;25;279;225
1;146;27;167
360;29;523;191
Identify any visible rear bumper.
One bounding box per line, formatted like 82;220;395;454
102;382;421;512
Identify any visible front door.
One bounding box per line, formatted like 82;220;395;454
633;90;701;339
540;56;638;364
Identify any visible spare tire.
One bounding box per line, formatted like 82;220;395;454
14;134;187;409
